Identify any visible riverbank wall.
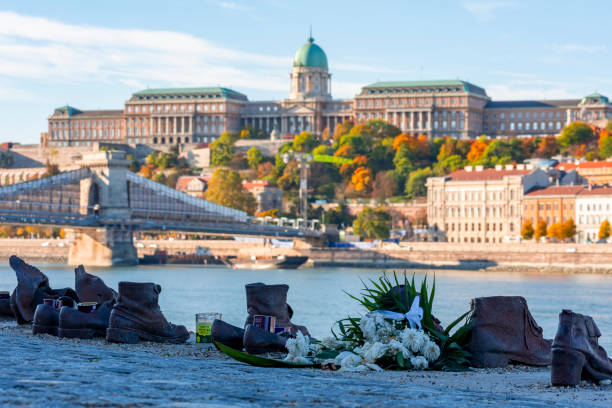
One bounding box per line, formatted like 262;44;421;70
2;238;612;272
137;239;612;273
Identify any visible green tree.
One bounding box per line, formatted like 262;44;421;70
405;167;434;199
292;131;318;152
323;202;354;228
521;219;534;240
436;154;465;174
205;168;256;214
598;219;611;240
534;219;547;240
210;132;237;166
599;135;612;159
558;122;594;148
353;207;392;240
393;145;415;183
126;154;139;172
247;147;264;169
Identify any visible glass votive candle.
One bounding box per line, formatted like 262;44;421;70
195;312;221;345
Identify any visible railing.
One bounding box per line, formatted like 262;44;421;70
0;208;98;227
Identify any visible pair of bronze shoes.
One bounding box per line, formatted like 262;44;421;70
212;283;310;354
467;296;612;386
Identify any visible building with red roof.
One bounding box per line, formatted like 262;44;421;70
426;164;550;243
556;160;612;186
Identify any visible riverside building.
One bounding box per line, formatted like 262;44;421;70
44;37;612;148
426;165;550;243
575;186;612;243
522;185;584;227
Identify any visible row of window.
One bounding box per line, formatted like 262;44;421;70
449;237;505;243
51;129;121;140
366;87;464;95
441;205;516;217
51;120;120;128
485;121;562;132
445;222;514;232
357;97;466;108
526;203;575;211
439;190;517;201
127;124;224;136
126;103;225;114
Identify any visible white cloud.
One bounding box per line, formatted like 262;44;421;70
461;1;518;22
552;43;607;54
215;1;251;11
0;11;290;93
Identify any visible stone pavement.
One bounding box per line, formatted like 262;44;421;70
0;321;611;407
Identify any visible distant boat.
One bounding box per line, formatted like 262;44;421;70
227;255;308;270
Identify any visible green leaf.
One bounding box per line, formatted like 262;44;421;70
214;342;317;368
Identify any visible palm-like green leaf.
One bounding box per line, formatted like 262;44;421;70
215;342;317;368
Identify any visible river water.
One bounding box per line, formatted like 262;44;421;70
2;264;612;349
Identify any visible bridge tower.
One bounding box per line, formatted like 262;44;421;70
67;151;138;267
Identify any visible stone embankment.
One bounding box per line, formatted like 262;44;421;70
1;319;611;407
3;238;612;273
138;239;612;273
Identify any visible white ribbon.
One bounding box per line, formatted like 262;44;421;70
368;295;423;330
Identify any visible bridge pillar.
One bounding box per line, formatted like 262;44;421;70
67;151;138;267
67;227;138;267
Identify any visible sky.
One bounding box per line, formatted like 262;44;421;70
0;0;611;144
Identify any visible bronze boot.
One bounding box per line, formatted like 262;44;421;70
0;291;13;317
551;310;612;386
74;265;117;304
467;296;552;368
243;324;288;354
244;283;309;336
9;255;78;324
32;296;78;336
58;299;115;339
211;319;245;350
106;282;188;344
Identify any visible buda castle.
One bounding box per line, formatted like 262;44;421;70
44;36;612;149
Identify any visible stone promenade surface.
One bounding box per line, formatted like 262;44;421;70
1;321;611;407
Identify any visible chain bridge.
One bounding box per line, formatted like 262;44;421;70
0;151;321;266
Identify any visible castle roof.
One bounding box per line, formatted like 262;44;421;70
132;87;247;101
293;37;328;69
361;80;487;96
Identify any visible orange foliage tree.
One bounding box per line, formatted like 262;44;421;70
467;140;488;162
351;166;373;192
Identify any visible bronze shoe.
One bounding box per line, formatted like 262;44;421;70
551;309;612;386
467;296;551;368
106;282;188;344
244;283;309;336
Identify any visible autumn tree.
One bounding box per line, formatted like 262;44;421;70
534;136;560;158
247;147;263;169
467;139;488;163
521;219;534;240
598;219;611;240
205;168;256;214
351;166;373;192
561;219;576;241
353;207;392;240
534;219;547;240
547;222;563;241
558;122;594;148
598;130;612;159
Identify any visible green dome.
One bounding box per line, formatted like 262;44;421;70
293;37;328;69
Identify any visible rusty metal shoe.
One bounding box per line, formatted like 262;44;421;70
211;319;245;350
58;299;115;339
467;296;552;368
74;265;117;304
243;324;288;354
32;296;78;336
244;283;309;336
9;255;78;324
106;282;189;344
551;310;612;386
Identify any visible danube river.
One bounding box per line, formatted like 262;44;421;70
2;265;612;349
